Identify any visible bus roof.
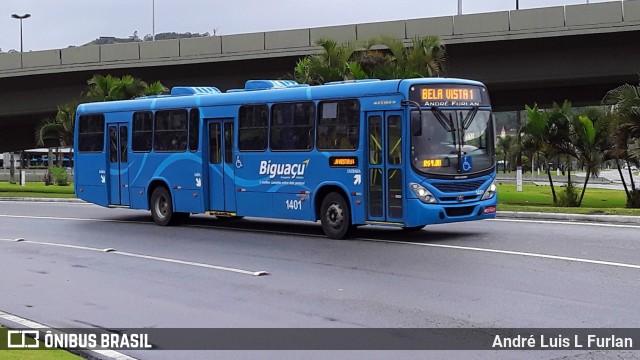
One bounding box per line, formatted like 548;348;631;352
76;78;487;114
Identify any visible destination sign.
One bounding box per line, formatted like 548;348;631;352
409;84;489;107
329;156;358;168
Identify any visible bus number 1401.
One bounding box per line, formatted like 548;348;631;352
286;199;302;210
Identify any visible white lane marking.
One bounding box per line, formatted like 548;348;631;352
0;238;268;277
0;310;137;360
491;218;640;229
0;200;91;205
114;251;268;276
0;214;148;225
360;238;640;270
8;239;113;253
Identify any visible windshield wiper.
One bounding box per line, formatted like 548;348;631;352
457;107;479;148
431;107;454;132
431;107;458;155
461;107;479;131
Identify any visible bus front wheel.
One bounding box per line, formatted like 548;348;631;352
150;186;175;226
320;192;352;239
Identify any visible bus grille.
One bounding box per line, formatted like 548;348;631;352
432;179;485;193
445;206;476;217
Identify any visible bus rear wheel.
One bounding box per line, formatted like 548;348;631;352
150;186;175;226
320;192;352;239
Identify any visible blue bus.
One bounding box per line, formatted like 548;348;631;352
74;78;497;239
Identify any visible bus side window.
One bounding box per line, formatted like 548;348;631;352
318;100;360;151
154;109;187;152
189;109;200;152
239;105;268;151
132;111;152;152
270;102;314;151
78;114;105;152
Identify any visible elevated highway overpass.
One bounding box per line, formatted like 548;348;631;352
1;1;640;152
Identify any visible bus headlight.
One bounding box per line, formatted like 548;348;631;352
410;182;437;204
481;181;497;200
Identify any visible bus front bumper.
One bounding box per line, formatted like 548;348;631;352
404;198;497;227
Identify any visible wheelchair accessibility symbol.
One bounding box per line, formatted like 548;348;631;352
461;156;472;172
235;155;243;169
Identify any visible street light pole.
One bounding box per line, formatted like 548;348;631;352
11;13;31;67
11;13;31;53
458;0;462;15
152;0;156;41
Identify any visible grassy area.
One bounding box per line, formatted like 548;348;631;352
497;183;627;208
497;183;640;215
0;325;82;359
0;182;75;198
499;203;640;216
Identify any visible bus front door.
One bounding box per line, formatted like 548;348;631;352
108;123;130;206
366;111;403;223
207;119;237;213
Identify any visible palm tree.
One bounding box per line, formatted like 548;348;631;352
85;74;121;101
522;103;573;205
570;107;609;206
496;135;515;173
602;82;640;207
603;83;640;138
293;35;446;84
294;39;360;85
36;102;77;168
363;35;446;78
86;74;168;101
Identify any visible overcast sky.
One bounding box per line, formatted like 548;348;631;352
0;0;614;52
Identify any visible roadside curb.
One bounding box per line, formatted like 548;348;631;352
0;197;85;203
497;211;640;226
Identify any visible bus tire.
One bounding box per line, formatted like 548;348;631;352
150;186;175;226
320;192;352;239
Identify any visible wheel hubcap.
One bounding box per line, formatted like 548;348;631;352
156;196;168;219
326;203;343;229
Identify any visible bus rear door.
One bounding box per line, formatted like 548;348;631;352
206;119;237;213
366;111;404;223
107;123;130;206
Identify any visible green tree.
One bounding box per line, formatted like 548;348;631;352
293;35;446;84
361;35;446;79
85;74;121;101
496;135;516;173
570;107;609;206
602;81;640;207
36;102;77;169
86;74;167;101
522;102;573;205
293;39;360;85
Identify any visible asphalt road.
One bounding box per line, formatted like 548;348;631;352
1;201;639;360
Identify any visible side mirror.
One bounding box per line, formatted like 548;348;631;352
411;112;422;137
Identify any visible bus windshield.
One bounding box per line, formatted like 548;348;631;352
411;109;494;176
